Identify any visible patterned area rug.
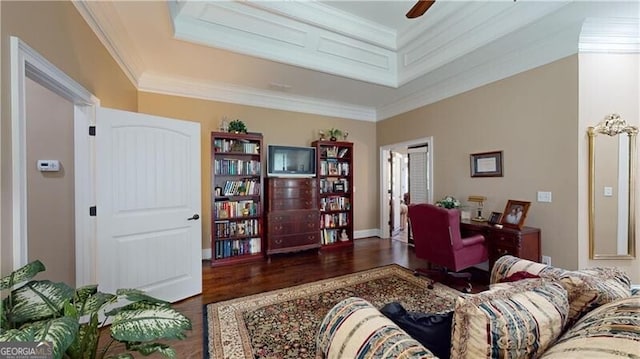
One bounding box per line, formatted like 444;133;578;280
205;264;461;358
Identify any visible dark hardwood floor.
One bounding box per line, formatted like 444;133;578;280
100;236;488;358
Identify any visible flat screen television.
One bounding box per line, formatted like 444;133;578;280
267;145;316;178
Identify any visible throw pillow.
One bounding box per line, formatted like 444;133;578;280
490;255;565;284
380;301;453;359
450;279;569;359
317;297;437;359
499;271;540;283
540;296;640;358
558;267;631;326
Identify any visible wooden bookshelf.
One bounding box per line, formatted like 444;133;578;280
312;140;354;249
211;132;264;266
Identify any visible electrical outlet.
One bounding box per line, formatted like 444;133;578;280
541;255;551;265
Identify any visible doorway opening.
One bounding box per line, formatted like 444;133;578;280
379;137;433;243
10;36;98;286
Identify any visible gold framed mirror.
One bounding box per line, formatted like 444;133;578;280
588;114;637;259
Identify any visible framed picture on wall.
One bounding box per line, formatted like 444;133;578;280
500;200;531;229
470;151;503;177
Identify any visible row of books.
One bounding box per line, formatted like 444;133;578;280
214;200;260;219
319;161;349;176
322;146;349;158
321;228;349;245
213;139;259;154
214;238;261;259
214;219;260;238
320;213;348;228
214;159;261;176
319;178;349;194
218;179;260;196
320;196;350;212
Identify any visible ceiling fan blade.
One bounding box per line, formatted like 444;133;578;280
406;0;435;19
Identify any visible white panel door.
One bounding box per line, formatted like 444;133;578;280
96;107;201;303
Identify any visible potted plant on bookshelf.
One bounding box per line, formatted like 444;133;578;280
327;128;342;141
228;119;247;134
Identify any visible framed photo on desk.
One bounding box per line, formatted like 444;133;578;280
488;211;502;225
500;200;530;229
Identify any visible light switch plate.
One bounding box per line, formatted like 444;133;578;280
604;187;614;197
537;191;552;203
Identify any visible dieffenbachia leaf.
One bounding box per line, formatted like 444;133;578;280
7;280;74;323
0;260;46;290
110;307;191;342
0;317;78;359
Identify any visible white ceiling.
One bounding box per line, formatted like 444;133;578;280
74;1;639;121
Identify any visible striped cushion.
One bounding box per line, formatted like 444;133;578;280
490;255;632;326
316;297;436;359
490;255;565;284
558;267;631;326
540;296;640;358
450;279;569;359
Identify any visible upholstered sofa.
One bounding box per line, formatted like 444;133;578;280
316;255;639;359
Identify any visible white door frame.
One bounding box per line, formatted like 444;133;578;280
10;37;99;286
379;137;433;238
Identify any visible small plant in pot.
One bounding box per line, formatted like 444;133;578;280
0;260;191;359
327;128;342;141
228;119;247;134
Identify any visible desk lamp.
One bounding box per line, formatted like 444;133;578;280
468;196;487;222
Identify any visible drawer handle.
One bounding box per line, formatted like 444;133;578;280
275;239;283;244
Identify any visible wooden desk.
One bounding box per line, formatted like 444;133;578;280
461;220;541;271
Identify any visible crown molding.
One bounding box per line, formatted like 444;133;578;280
398;1;569;86
171;1;398;87
244;1;397;50
579;18;640;53
137;73;377;122
378;19;582;120
72;1;145;87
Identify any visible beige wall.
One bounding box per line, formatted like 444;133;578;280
579;53;640;282
378;56;580;271
137;92;377;252
26;78;75;284
1;1;137;274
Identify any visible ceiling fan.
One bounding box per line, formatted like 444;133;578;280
406;0;435;19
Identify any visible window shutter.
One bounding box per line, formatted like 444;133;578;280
408;145;429;204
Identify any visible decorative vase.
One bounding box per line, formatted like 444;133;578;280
330;136;337;141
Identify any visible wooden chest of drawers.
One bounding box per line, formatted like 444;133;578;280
265;178;320;255
486;226;541;269
461;220;541;271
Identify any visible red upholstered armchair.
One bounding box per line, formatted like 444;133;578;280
408;203;488;292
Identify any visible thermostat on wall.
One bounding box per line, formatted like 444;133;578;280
37;160;60;172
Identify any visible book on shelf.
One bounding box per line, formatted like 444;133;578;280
337;147;349;158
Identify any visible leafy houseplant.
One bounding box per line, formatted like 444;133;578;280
228;119;247;134
0;260;191;359
327;128;342;141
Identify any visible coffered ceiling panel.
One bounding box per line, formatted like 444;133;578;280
74;1;639;121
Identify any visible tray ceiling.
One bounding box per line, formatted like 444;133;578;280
74;1;639;121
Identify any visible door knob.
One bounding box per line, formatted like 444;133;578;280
187;214;200;221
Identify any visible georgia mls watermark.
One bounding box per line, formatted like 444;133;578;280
0;342;53;359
